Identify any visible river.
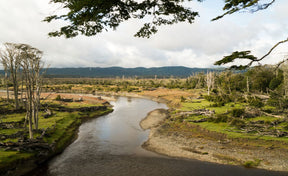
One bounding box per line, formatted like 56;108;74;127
31;97;287;176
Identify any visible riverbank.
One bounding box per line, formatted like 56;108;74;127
141;109;288;172
0;93;113;176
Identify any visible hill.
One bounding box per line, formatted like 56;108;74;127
0;66;223;78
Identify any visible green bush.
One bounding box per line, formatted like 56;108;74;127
55;95;62;101
230;118;245;128
210;102;225;107
243;159;261;168
231;108;245;118
180;96;186;102
283;124;288;131
248;97;264;108
213;114;229;123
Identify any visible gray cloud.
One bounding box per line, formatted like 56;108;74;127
0;0;287;69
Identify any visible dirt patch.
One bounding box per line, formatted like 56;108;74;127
142;121;288;172
140;109;169;130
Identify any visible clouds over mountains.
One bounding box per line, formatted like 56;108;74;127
0;0;287;68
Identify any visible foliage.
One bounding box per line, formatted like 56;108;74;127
231;108;245;118
55;95;62;101
248;97;264;108
213;114;230;123
45;0;201;38
229;118;245;128
45;0;276;39
243;159;261;168
214;51;257;70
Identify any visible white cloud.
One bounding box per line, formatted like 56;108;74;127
0;0;287;68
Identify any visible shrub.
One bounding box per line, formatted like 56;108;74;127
230;118;245;128
283;124;288;131
243;159;261;168
55;95;62;101
248;97;264;108
210;102;225;107
231;108;245;118
204;95;214;102
180;96;186;102
213;114;229;123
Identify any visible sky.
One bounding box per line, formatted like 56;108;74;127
0;0;287;68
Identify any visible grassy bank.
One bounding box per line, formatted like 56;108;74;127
0;96;113;175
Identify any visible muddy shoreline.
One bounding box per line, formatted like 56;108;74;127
0;93;113;176
141;109;288;172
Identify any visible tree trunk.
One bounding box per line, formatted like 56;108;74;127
13;79;19;109
5;72;9;101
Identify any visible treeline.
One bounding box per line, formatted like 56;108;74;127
41;66;221;78
39;65;283;92
37;64;288;111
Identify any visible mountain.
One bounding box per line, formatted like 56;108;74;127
0;66;223;78
44;66;222;78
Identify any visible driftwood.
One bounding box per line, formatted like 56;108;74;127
179;109;215;117
55;106;107;112
43;108;53;118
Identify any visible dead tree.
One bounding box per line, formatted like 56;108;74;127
0;43;22;109
206;71;215;96
18;44;44;138
0;59;9;101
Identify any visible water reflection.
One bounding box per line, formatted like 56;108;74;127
32;97;287;176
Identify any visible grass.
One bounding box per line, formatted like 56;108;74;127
243;159;261;168
247;116;278;122
0;149;33;168
0;98;113;173
164;95;288;150
0;113;26;123
181;100;211;111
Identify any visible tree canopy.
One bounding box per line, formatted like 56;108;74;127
45;0;276;38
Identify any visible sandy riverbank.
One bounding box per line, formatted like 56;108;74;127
141;109;288;172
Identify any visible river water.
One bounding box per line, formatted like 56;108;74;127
32;97;287;176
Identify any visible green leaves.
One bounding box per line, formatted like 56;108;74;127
212;0;275;21
45;0;200;38
214;51;257;70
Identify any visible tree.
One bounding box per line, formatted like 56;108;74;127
245;65;275;93
45;0;200;38
0;56;9;101
18;44;44;138
0;43;22;109
45;0;285;68
206;71;214;96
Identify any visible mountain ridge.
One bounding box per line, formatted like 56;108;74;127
0;66;223;78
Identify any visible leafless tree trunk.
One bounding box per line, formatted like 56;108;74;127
1;57;9;101
4;72;9;101
18;44;44;138
0;43;22;109
206;71;215;96
246;76;250;93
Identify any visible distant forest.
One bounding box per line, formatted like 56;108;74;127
0;66;223;78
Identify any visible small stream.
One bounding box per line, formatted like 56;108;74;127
32;97;286;176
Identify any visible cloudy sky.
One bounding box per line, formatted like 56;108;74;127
0;0;287;68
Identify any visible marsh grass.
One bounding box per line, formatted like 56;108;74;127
165;96;288;150
0;98;113;172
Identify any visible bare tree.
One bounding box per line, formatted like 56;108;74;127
206;71;215;96
281;61;288;98
18;44;44;138
0;43;22;109
0;58;9;101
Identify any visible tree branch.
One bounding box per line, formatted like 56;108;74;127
256;37;288;62
215;37;288;70
212;0;276;21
